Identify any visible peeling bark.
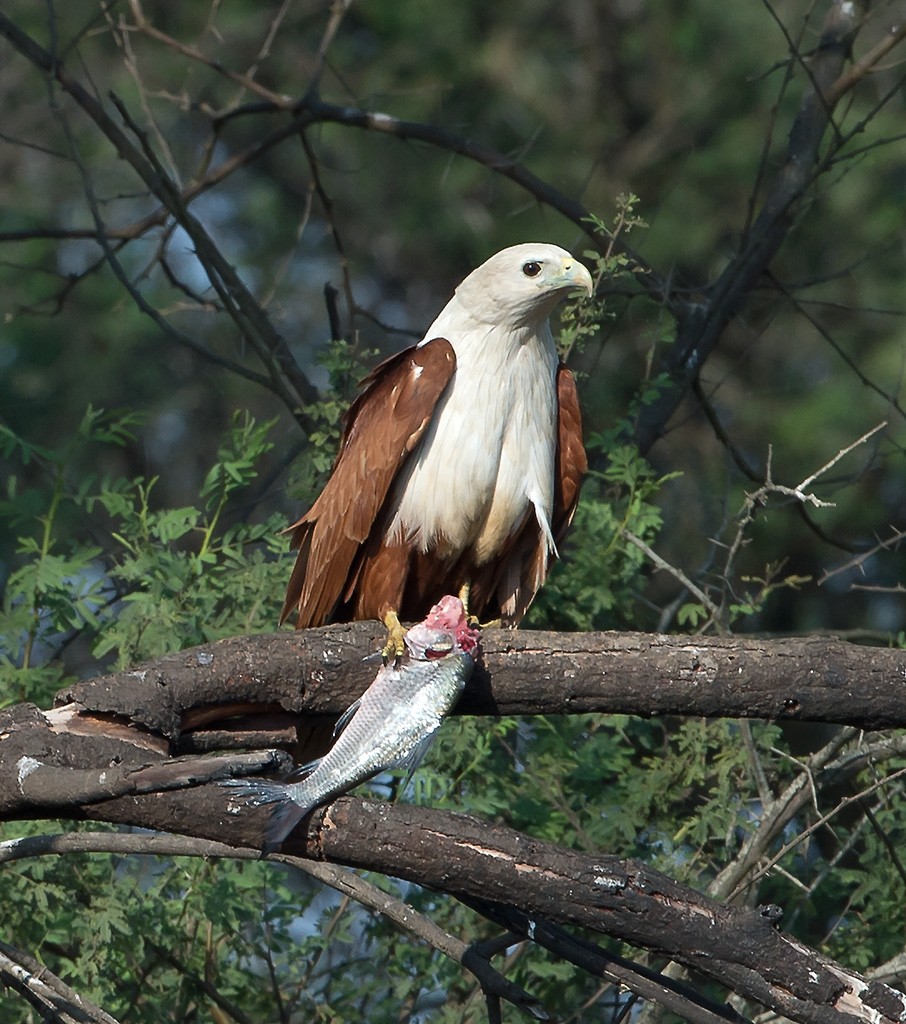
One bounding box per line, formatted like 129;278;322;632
43;626;906;751
60;792;906;1024
4;625;906;1023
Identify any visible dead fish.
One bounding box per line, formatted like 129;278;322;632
225;595;480;853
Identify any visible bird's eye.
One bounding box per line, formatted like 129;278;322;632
522;261;542;278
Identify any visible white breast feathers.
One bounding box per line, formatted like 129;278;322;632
387;316;559;563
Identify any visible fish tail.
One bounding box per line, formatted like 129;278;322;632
223;779;310;855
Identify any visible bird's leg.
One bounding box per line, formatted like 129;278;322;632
458;582;501;630
381;609;408;664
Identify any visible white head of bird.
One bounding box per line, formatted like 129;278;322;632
441;242;594;331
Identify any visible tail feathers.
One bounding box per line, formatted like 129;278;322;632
223;779;312;855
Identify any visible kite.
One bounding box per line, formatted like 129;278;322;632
281;242;591;651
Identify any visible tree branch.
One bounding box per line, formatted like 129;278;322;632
27;795;906;1024
0;828;741;1024
3;627;906;1024
4;2;903;463
0;12;319;426
0;937;122;1024
633;1;905;452
3;806;904;1024
18;626;906;765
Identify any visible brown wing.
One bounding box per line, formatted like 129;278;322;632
280;338;456;628
471;362;586;624
551;363;586;542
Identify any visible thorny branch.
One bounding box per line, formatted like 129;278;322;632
626;423;892;635
622;528;724;626
461;901;752;1024
1;627;906;1023
819;526;906;587
0;832;763;1024
4;768;906;1024
712;727;897;902
718;423;888;600
0;831;547;1022
2;1;904;461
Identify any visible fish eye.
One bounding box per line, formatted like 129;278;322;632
522;260;542;278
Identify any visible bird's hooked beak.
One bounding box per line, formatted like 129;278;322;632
549;257;594;297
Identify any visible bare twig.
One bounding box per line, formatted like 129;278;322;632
126;1;292;107
718;423;887;604
0;13;319;424
712;726;860;902
292;860;549;1020
735;762;906;899
719;732;906;902
48;81;275;392
622;528;724;629
0;831;547;1021
633;0;906;453
819;525;906;586
824;23;906;108
0;937;122;1024
303;0;354;100
796;421;887;494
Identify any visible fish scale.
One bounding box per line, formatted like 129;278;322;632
225;596;479;853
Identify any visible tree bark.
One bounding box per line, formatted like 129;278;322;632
40;626;906;755
4;626;906;1024
14;789;906;1024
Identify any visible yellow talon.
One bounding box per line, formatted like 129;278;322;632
381;609;408;664
457;582;499;630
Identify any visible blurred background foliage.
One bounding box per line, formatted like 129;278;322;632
1;0;905;1021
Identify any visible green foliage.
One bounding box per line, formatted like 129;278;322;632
557;195;647;361
0;411;902;1020
1;0;906;1020
821;794;906;970
288;338;382;507
678;561;813;631
1;409;136;705
0;822;380;1021
89;411;289;666
529;441;677;631
0;410;289;707
534;195;688;632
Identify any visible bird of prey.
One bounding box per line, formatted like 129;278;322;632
281;242;591;650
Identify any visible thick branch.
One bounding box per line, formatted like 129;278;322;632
0;832;697;1024
3;628;906;1023
29;793;906;1024
39;626;906;752
8;791;905;1024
